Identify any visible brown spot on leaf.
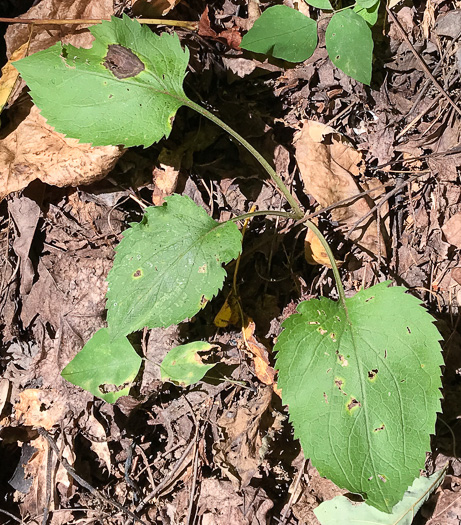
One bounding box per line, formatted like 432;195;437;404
103;45;145;79
368;369;378;381
346;397;361;412
133;269;143;278
373;424;385;432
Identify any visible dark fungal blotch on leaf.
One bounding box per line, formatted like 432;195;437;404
103;44;145;79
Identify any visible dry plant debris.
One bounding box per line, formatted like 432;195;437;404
0;0;460;523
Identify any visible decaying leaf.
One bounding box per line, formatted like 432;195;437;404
442;212;461;248
305;219;344;268
214;290;242;328
14;389;67;430
132;0;182;17
295;120;388;257
0;103;122;200
242;321;277;389
0;43;28;113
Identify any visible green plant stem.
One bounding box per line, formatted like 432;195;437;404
184;99;304;219
303;219;347;311
229;211;347;311
230;210;298;222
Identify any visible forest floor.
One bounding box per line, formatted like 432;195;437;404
0;0;460;523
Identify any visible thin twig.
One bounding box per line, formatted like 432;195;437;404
280;459;307;524
0;17;198;30
37;428;147;525
386;7;461;116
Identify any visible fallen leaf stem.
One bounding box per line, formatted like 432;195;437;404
0;17;198;30
184;99;304;219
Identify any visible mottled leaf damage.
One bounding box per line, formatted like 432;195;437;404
103;44;145;79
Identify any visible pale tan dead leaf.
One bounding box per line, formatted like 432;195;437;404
304;218;344;268
295;120;388;257
442;212;461;248
0;379;10;417
242;321;276;387
0;103;122;201
20;434;74;521
14;389;66;429
5;0;114;58
87;413;111;472
132;0;182;17
0;43;28;113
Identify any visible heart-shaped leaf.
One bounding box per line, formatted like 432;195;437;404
275;282;443;512
241;6;317;63
61;328;142;403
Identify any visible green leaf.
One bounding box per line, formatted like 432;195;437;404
305;0;333;10
314;470;446;524
275;282;443;512
14;15;190;147
160;341;217;386
356;0;380;8
354;1;380;26
240;6;317;63
107;194;242;338
61;328;142;403
325;9;373;84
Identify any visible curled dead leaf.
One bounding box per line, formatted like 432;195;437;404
0;103;123;200
0;43;28;113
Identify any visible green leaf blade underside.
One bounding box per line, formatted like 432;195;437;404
14;15;190;147
305;0;333;10
314;469;445;525
354;1;380;27
107;194;242;339
61;328;142;403
161;341;216;386
240;6;317;63
355;0;380;8
325;9;373;84
275;282;443;512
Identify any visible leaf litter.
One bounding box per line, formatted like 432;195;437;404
0;0;460;523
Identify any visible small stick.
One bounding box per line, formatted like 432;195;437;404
0;17;198;30
386;7;461;117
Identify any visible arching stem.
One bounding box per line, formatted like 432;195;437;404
185;99;304;219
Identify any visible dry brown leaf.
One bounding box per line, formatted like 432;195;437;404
242;322;276;388
442;212;461;248
5;0;114;59
14;389;66;429
295;120;388;257
87;413;111;472
0;43;28;112
0;103;122;201
305;219;343;268
132;0;182;17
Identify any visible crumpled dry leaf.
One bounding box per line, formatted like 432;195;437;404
305;218;344;268
214;386;272;488
5;0;114;59
197;479;273;524
442;212;461;248
0;103;122;201
0;43;28;113
132;0;182;17
20;434;75;522
242;321;277;389
86;413;111;472
8;194;41;295
295;120;388;257
14;389;66;429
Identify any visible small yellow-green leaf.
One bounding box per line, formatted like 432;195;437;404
160;341;216;386
61;328;142;403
